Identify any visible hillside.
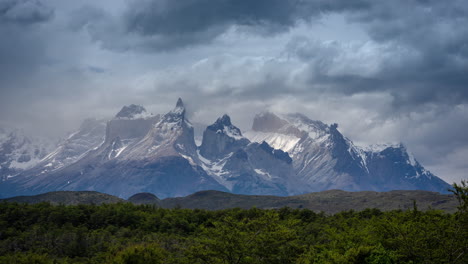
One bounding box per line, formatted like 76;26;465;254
1;191;124;205
161;189;458;213
2;189;458;214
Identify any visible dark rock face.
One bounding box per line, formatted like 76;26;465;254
327;124;368;185
115;104;147;118
198;115;295;196
258;141;292;164
364;146;450;193
199;115;249;160
176;98;184;108
248;112;451;194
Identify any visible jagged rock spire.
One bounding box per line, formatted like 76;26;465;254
176;98;184;108
207;114;242;137
216;114;232;126
170;98;186;117
200;114;249;159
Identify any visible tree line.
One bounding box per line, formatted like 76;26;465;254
0;182;467;263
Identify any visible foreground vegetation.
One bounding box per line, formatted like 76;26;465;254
0;183;467;264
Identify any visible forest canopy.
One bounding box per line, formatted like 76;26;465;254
0;182;467;263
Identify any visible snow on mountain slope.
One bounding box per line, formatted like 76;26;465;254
246;112;451;193
0;127;56;179
198;114;300;195
243;131;300;153
199;114;249;160
0;100;227;199
123;98;198;160
31;118;107;174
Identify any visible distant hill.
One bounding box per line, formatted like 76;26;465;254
128;192;161;205
1;189;458;214
1;191;124;205
161;189;459;214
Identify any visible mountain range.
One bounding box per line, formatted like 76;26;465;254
0;98;451;199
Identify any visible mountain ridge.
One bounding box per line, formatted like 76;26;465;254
0;99;451;199
246;111;450;194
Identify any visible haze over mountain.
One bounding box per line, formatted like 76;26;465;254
0;99;450;199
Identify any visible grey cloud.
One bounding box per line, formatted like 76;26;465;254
120;0;312;50
73;0;372;51
285;1;468;110
0;0;54;87
68;5;106;31
0;0;53;25
358;1;468;107
122;0;373;35
124;0;308;35
112;0;468;109
0;26;45;85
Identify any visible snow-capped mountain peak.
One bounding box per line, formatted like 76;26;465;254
173;98;186;115
210;114;243;140
198;114;296;196
120;98;197;160
245;110;450;194
162;98;189;125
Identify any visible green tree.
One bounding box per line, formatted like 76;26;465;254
109;243;168;264
187;210;300;264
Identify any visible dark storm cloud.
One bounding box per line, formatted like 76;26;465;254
0;0;54;86
354;0;468;108
72;0;468;109
124;0;313;37
74;0;371;51
284;0;468;110
123;0;372;35
0;0;53;24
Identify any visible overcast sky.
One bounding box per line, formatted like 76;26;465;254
1;0;467;184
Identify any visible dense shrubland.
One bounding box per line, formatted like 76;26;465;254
0;182;466;263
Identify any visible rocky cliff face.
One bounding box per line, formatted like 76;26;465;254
198;115;295;196
0;100;227;198
199;115;250;159
245;112;450;193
